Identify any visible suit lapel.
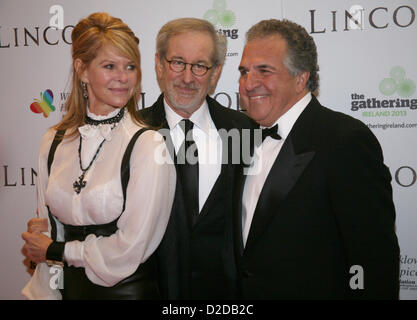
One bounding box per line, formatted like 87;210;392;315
245;136;315;250
244;97;320;251
235;167;247;256
142;94;167;127
142;94;176;163
194;97;231;226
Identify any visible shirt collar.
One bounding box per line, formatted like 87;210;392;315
163;98;212;134
87;106;121;120
267;92;311;140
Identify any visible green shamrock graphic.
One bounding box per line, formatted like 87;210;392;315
204;0;236;28
379;66;416;97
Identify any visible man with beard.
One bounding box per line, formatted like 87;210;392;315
140;18;254;299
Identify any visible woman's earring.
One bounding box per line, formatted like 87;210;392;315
81;81;88;99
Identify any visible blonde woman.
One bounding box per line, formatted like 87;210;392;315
21;12;175;300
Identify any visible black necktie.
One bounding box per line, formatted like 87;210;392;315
177;119;199;225
261;124;282;142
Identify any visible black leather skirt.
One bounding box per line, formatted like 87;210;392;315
61;220;160;300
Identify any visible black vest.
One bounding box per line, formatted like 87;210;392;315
47;128;159;300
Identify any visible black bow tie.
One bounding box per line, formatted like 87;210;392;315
261;124;282;142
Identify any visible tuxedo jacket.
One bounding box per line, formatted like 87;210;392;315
139;94;255;299
234;95;400;300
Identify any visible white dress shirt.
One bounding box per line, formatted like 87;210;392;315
164;99;222;213
242;92;312;247
22;110;176;299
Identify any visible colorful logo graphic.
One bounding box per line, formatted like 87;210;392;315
379;66;416;97
30;89;56;117
204;0;236;27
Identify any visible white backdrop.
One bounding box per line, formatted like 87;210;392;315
1;0;416;299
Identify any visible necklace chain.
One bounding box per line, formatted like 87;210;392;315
78;137;106;171
73;136;107;194
73;108;125;194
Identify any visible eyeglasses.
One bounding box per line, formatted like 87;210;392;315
165;58;212;76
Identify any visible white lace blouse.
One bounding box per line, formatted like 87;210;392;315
22;109;176;299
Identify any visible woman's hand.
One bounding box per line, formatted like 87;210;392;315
27;218;48;234
21;232;53;263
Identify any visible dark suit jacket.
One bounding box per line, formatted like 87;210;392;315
234;95;400;299
139;94;255;299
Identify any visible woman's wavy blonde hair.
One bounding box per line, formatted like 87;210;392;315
55;12;144;137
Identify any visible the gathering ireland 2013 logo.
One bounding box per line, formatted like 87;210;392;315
30;89;56;118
